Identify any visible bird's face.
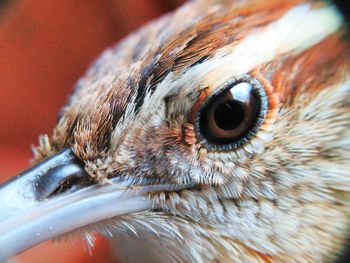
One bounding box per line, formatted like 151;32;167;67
1;0;350;262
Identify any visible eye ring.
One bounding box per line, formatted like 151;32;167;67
194;75;268;151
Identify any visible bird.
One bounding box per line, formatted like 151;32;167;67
0;0;350;262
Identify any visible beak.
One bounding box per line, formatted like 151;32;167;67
0;148;173;261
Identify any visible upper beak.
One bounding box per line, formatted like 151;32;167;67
0;148;172;261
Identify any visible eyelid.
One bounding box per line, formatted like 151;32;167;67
190;87;211;124
191;74;270;151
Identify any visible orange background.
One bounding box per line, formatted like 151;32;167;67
0;0;183;262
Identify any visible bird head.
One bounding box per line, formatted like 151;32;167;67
1;0;350;262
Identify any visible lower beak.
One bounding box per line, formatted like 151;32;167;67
0;148;172;261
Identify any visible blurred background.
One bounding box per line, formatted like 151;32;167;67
0;0;183;262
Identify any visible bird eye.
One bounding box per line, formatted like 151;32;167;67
195;77;268;151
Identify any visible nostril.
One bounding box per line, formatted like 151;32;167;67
49;170;82;196
35;162;91;201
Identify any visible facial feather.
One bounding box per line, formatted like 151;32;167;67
32;0;350;262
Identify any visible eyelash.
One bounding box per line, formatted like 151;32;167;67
194;75;268;151
190;74;279;152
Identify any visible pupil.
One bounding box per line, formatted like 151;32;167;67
214;101;244;130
